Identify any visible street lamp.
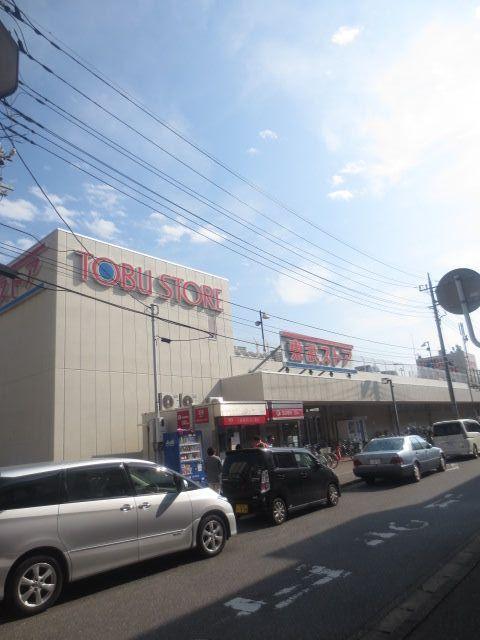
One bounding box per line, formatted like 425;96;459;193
421;340;432;358
382;377;400;435
254;310;269;353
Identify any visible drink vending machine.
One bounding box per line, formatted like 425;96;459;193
162;431;207;485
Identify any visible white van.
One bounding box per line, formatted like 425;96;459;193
432;419;480;458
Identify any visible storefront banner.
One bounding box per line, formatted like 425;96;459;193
268;404;304;420
280;331;357;374
194;406;209;424
177;409;191;430
219;415;266;427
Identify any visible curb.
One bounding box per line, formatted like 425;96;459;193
340;477;362;488
356;531;480;639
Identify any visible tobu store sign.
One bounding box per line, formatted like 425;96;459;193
0;243;47;315
76;251;223;312
280;331;356;374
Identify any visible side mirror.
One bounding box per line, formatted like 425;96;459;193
174;475;184;492
426;443;432;449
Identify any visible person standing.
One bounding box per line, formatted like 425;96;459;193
205;447;222;492
253;435;267;448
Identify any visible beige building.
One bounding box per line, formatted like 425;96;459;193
1;228;480;467
0;228;233;465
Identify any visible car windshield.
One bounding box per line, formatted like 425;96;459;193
363;438;405;452
433;422;463;436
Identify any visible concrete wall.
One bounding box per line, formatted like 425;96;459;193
52;229;234;461
0;232;59;465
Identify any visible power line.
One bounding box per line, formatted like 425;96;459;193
2;0;421;279
18;82;418;291
0;224;416;350
3;125;430;318
4;106;427;312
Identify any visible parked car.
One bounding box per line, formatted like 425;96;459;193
353;435;446;484
221;447;340;526
0;458;236;616
432;419;480;459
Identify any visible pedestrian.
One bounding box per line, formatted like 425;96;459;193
235;443;242;450
205;446;222;492
253;435;267;448
266;435;276;447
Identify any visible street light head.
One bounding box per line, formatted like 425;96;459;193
254;320;261;326
381;377;391;384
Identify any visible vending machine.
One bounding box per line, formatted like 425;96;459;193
163;431;207;485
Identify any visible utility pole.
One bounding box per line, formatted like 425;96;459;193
420;274;459;418
382;377;400;435
459;322;475;409
150;303;160;461
255;310;269;353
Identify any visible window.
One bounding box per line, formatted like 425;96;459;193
294;452;317;469
274;452;297;469
0;471;61;511
465;421;480;433
222;451;264;479
433;422;463;437
364;438;405;452
411;437;424;451
128;464;177;494
66;465;130;502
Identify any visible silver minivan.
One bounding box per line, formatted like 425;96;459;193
432;419;480;458
0;458;236;616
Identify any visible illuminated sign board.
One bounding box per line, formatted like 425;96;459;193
0;243;47;315
280;331;356;373
76;251;222;312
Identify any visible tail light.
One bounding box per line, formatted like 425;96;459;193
390;455;403;464
260;469;270;493
353;459;362;467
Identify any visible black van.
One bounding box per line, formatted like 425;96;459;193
221;447;340;525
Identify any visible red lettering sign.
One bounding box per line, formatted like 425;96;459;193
288;339;304;362
76;251;223;312
177;409;191;431
194;407;209;424
219;415;266;427
0;243;48;310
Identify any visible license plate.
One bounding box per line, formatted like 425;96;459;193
235;504;249;514
370;459;381;465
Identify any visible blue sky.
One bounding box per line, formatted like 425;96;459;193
1;0;480;369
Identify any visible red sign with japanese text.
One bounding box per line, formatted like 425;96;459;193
0;243;47;314
218;415;266;427
280;331;355;373
177;409;191;430
194;406;209;424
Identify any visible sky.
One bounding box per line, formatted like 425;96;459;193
1;0;480;371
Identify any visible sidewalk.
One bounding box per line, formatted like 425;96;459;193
406;560;480;639
335;459;358;487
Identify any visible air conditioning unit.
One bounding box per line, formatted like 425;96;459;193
206;396;224;404
162;394;175;409
182;395;193;407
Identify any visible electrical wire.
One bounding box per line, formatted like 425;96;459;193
2;0;422;279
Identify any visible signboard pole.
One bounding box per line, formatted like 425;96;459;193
426;273;459;418
454;275;480;349
150;303;160;461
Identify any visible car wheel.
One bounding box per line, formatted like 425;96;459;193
438;456;447;472
472;445;479;459
365;477;375;485
412;463;421;483
326;483;340;507
197;515;226;558
270;497;288;526
7;554;63;616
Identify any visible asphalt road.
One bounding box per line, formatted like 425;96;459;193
2;459;480;640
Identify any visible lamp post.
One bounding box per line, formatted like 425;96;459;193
421;340;432;359
382;377;400;435
255;310;269;353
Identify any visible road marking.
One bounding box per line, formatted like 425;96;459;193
447;464;459;472
362;520;429;546
389;519;429;531
224;597;266;617
224;565;351;616
366;539;384;546
425;493;462;509
366;531;397;539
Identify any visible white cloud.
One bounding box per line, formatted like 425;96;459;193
340;161;365;175
0;198;38;221
331;26;361;46
259;129;278;140
17;237;36;250
331;174;344;186
327;189;354;201
246;147;260;155
273;265;327;305
84;183;122;212
29;186;80;226
476;6;480;19
84;213;119;240
157;222;224;245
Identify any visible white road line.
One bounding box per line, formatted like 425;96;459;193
224;597;266;616
274;585;299;597
447;465;459;472
366;539;384;546
366;531;397;539
389;519;429;531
